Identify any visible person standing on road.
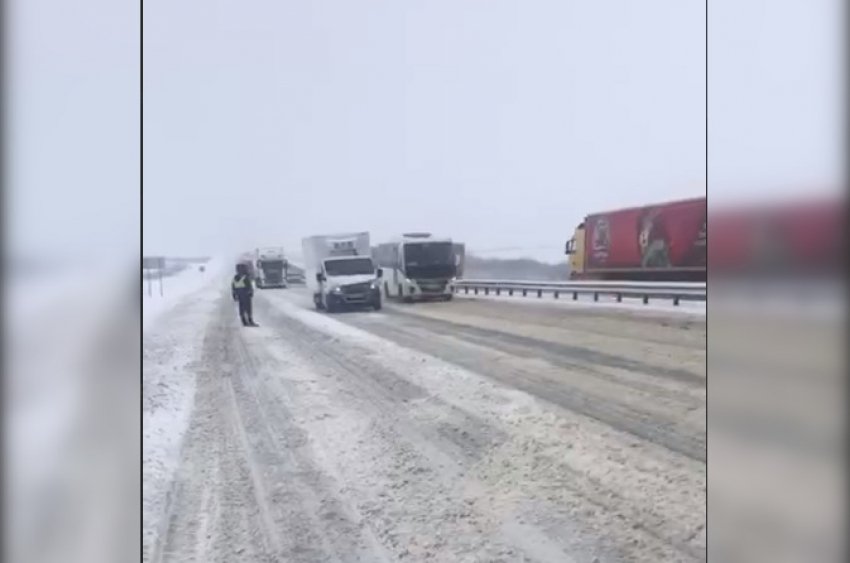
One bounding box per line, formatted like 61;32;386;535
232;263;259;327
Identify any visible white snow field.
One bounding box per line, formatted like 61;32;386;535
5;261;141;563
142;257;226;331
142;258;229;562
142;279;706;563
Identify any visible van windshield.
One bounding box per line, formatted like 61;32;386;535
324;258;375;276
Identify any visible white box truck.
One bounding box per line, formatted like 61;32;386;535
302;232;383;313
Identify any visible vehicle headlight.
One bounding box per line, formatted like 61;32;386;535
331;287;342;294
371;282;380;290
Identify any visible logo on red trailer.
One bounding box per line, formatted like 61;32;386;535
592;217;610;263
638;207;672;268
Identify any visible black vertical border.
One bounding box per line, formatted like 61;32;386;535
139;0;145;554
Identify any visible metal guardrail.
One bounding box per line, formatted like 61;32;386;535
453;280;706;306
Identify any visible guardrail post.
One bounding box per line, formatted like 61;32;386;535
554;291;559;299
573;292;578;300
594;292;599;302
484;288;489;295
465;287;469;294
509;289;514;296
537;289;542;298
496;288;500;296
522;289;527;297
643;295;649;305
474;288;479;295
616;293;622;303
673;296;680;306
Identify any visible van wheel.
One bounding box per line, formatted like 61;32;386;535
325;298;337;314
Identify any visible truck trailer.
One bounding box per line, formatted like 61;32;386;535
302;232;382;313
566;195;843;281
565;197;706;281
707;197;842;279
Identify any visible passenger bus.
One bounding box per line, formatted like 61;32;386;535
374;233;463;302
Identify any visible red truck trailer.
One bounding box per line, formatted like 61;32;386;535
566;197;706;281
565;195;842;281
708;197;842;278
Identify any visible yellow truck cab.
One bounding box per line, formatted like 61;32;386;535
564;223;585;279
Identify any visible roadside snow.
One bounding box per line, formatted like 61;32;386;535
142;272;224;562
142;257;225;331
4;263;132;561
455;291;706;317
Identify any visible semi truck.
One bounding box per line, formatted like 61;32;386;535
565;197;706;281
565;195;842;281
373;233;462;302
254;247;288;289
707;196;842;278
302;232;382;313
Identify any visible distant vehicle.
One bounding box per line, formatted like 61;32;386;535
374;233;461;302
565;197;706;282
302;232;382;313
254;247;288;289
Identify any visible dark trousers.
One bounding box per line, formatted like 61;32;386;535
237;296;253;325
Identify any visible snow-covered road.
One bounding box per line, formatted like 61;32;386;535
143;284;706;563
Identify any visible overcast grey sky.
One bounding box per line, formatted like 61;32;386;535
6;1;841;263
142;0;708;261
7;0;139;260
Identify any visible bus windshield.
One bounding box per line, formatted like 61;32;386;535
403;242;453;266
403;242;456;279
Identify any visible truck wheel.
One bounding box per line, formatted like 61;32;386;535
324;298;337;314
314;294;324;310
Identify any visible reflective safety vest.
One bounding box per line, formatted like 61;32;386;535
232;276;248;289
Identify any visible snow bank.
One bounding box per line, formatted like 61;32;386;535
142;257;226;331
4;262;134;560
455;291;707;318
142;271;224;561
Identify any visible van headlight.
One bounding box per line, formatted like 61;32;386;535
331;287;342;294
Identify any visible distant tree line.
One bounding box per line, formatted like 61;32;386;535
462;254;569;281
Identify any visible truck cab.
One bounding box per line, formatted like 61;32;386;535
255;247;289;289
565;222;585;279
